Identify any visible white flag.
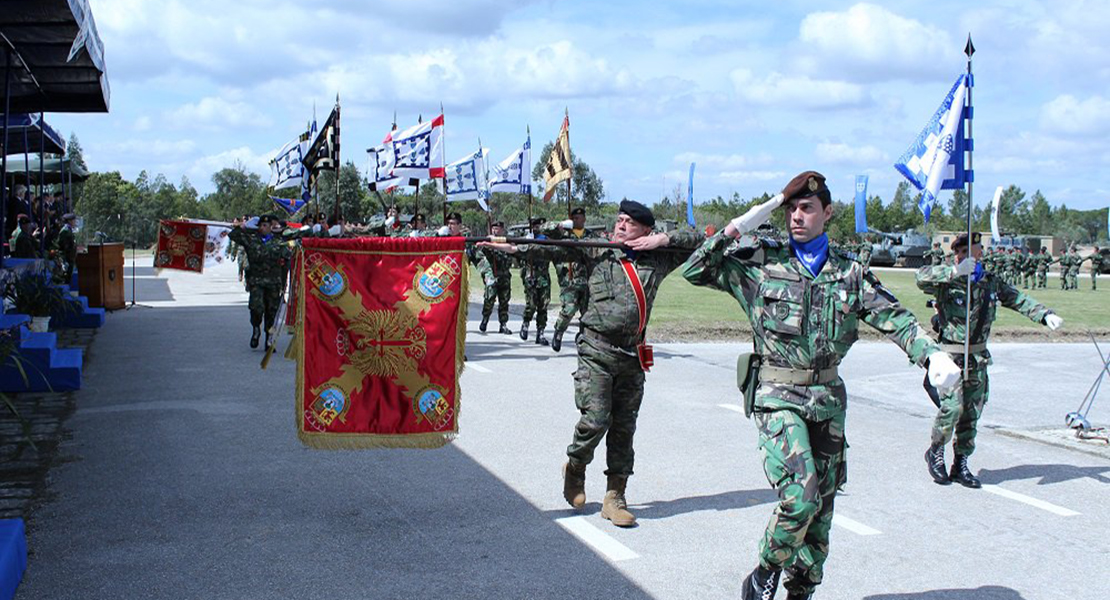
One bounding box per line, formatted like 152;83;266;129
389;114;445;180
444;148;489;211
990;185;1003;243
268;134;308;190
489;136;531;194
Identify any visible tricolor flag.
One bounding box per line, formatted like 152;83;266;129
543;113;571;202
389;114;445;180
445;147;490;211
489;135;531;195
894;74;972;223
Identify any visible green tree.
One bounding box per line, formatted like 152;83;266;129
64;133;88;207
530;142;604;213
73;171;135;244
202;162;269;221
315;161;368;222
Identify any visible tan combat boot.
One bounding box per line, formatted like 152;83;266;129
562;461;587;508
601;475;636;527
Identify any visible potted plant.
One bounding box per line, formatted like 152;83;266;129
3;267;80;332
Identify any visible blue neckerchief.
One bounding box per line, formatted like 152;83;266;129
535;233;548;241
972;262;985;283
260;234;273;243
789;234;829;278
623;249;638;261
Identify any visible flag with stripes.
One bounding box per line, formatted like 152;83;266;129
367;129;402;193
543;114;571;202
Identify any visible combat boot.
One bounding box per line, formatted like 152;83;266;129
535;330;549;346
499;323;513;335
925;443;951;485
785;593;811;600
551;330;563;352
250;326;261;349
741;565;781;600
562;461;586;508
519;321;530;340
479;315;489;333
264;333;272;349
601;475;636;527
949;454;982;488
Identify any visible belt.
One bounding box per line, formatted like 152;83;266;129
760;365;839;386
578;327;638;355
941;343;987;354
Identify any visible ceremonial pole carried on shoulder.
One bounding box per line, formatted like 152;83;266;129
962;35;975;378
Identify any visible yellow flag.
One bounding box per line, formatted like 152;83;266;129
543;114;571;201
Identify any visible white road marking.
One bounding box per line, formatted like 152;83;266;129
718;403;745;414
467;363;492;373
982;485;1080;517
554;516;640;562
832;514;882;536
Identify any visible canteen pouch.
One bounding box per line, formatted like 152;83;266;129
736;352;762;418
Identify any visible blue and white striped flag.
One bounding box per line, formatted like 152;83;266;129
894;74;971;222
489;136;531;195
445;147;490;211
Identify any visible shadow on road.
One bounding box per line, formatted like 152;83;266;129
864;585;1027;599
978;463;1110;485
542;488;779;522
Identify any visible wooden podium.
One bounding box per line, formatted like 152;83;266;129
76;243;125;310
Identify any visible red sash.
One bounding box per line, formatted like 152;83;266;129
619;258;653;372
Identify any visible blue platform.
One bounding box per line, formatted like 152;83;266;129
0;519;26;600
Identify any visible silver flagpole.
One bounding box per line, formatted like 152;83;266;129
963;35;975;379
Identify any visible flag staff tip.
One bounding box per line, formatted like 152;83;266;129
964;34;975;57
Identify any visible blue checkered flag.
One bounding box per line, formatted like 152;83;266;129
489;135;531;195
445;147;489;211
894;74;971;222
268;131;309;190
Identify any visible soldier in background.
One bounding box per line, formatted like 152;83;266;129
1066;245;1081;290
855;236;873;268
1084;246;1104;291
54;213;79;284
919;232;1062;488
476;221;513;335
550;207;600;352
684;172;960;600
518;217;552;346
1035;247;1051;289
229;215;292;349
927;242;945;266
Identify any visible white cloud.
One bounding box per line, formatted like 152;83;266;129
674;152;773;171
186;146;271;182
717;170;786;184
167;97;272;130
730;69;870;110
815;141;887;166
1040;94;1110;137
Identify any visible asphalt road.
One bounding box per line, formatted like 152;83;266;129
14;259;1110;600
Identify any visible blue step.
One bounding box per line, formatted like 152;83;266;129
0;315;30;330
57;307;105;329
0;327;83;392
0;519;26;600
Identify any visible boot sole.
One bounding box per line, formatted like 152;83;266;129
601;511;636;527
925;450;952;485
562;464;586;508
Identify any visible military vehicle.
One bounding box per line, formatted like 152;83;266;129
868;229;932;268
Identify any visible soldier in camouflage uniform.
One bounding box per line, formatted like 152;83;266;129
1066;246;1081;290
479;200;704;529
684;172;959;600
855;236;872;268
1035;247;1051;289
926;242;944;266
1084;247;1104;290
550;207;600;352
919;232;1062;488
475;221;514;335
518;217;553;346
228;215;292;349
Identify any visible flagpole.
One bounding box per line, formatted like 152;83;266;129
479;137;491;232
440;103;448;224
564;108;572;217
414;114;423;221
333;94;341;224
963;35;975;379
526;125;533;225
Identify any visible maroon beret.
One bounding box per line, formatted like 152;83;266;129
782;171;831;205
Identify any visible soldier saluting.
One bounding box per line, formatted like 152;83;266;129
229;215;292;349
683;171;961;600
918;232;1062;487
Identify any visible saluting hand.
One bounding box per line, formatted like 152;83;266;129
624;232;669;251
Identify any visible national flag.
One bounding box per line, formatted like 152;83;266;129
303;103;340;183
271;194;308;217
294;236;467;449
543;113;571;202
854;175;869;234
445;147;489;211
389;114;445;180
894;74;971;223
268;130;310;190
154;220;208;273
489;136;531;195
686;162;696;228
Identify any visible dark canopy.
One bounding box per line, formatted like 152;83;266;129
0;0;110;113
1;113;65;155
2;155;88;184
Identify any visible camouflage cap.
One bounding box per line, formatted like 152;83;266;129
782;171;831;206
490;220;505;228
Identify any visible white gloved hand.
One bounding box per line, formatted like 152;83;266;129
311;224;322;233
927;352;962;394
1045;314;1064;331
385;216;396;227
955;257;976;276
729;193;784;235
244;216;260;230
328;224;342;237
437;225;450;236
559;219;573;229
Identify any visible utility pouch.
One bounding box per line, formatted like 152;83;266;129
736;352;763;418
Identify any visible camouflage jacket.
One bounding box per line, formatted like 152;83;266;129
856;243;873;263
474;246;514;283
518;241;552;286
916;263;1052;367
1034;253;1051;272
1088;253;1105;272
228;227;291;287
550;227;602;288
518;230;704;349
684;232;939;421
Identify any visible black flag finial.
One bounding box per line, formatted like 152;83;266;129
964;34;975;57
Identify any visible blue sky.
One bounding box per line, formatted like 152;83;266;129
46;0;1110;211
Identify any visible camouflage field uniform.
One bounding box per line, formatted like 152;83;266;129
1085;253;1103;290
53;225;77;284
683;233;939;597
519;249;552;335
553;227;602;335
228;227;291;331
476;247;513;326
519;230;703;477
1066;250;1081;290
917;263;1053;457
1034;251;1050;288
855;242;872;268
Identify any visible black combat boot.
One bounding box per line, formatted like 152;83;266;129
499;323;512;335
535;329;549;346
250;326;261;349
742;565;781;600
479;315;489;332
949;454;982;488
551;330;563;352
925;443;951;485
519;321;529;340
264;333;272;349
785;592;812;600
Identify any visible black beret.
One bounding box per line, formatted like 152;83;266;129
258;214;278;225
446;212;463;223
491;220;505;228
569;207;586;216
619;199;655;228
782;171;831;206
529;217;546;227
951;232;982;251
411;213;427;222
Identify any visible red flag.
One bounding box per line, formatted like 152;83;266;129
296;236;468;449
154;220;207;273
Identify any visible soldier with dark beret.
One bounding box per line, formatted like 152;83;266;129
519;217;552;345
229;214;292;349
475;220;514;334
479;199;704;528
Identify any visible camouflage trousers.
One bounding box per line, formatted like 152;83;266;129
755;407;846;596
482;277;511;325
1036;270;1047;288
1023;272;1034;288
554;283;588;334
1093;271;1099;291
522;279;550;331
566;334;645;477
931;365;988;456
248;283;282;330
1067;270;1079;290
1060;270;1068;289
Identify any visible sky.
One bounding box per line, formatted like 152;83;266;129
42;0;1110;211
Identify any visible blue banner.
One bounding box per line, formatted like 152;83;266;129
854;175;869;234
270;194;307;217
686;162;696;228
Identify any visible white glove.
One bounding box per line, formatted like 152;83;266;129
311;224;322;233
328;224;342;237
928;352;962;395
437;225;450;236
729;193;784;235
559;219;573;229
385;216;396;227
244;216;260;230
955;257;976;276
1045;314;1064;331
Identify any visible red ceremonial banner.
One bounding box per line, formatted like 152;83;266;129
154;220;207;273
296;236;468;449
